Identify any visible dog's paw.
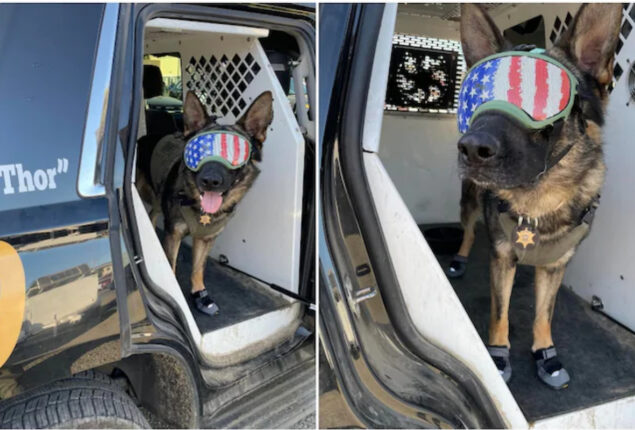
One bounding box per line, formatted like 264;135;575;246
446;255;468;278
192;289;220;316
534;347;570;390
487;345;512;383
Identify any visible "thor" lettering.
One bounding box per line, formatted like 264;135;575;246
0;158;69;195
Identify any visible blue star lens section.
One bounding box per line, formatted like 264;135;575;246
457;57;501;133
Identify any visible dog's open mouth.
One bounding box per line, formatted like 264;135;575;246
200;191;223;214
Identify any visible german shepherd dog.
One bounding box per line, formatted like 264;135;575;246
453;4;622;388
137;90;274;315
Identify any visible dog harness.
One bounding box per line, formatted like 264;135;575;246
496;195;600;266
184;130;252;171
458;49;578;133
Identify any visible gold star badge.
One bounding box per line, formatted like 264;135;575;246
199;214;211;226
515;227;536;249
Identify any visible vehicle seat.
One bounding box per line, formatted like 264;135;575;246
143;64;178;137
136;65;180;193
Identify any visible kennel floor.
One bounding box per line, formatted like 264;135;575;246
173;241;292;334
424;223;635;421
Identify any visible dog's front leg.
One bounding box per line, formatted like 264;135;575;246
189;237;219;315
533;265;565;351
191;237;214;294
532;264;570;388
458;180;480;258
488;242;517;348
447;180;480;278
164;224;186;272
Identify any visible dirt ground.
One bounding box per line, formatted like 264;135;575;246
318;347;361;429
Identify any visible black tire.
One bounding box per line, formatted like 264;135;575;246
0;372;150;429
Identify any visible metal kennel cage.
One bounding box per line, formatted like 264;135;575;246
144;19;306;293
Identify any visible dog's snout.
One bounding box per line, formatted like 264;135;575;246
201;173;223;189
195;161;238;194
458;133;500;164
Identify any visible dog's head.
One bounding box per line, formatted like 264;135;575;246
457;4;622;189
181;90;273;214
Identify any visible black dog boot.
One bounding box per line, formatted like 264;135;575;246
534;347;570;390
192;289;219;316
487;345;512;383
446;255;468;278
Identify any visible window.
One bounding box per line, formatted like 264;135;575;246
143;53;183;100
385;34;465;114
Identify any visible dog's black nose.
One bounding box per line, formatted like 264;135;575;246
458;133;500;164
202;173;223;189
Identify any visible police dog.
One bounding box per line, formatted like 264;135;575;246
137;90;273;315
451;4;622;388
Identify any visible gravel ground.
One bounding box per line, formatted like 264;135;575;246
139;407;171;429
292;413;317;429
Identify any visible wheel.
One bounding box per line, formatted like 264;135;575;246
0;371;150;429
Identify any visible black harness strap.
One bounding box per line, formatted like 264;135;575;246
497;194;600;228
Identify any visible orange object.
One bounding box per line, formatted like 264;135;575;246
0;241;26;367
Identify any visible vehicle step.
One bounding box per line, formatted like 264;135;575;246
202;354;315;429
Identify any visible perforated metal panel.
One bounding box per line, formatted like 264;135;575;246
184;53;262;118
548;11;573;45
612;3;634;92
385;34;465;114
546;4;634;93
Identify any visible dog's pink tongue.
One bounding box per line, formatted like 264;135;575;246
201;191;223;214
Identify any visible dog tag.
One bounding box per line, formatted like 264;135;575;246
199;214;212;226
513;220;538;250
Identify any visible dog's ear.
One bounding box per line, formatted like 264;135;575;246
460;4;505;68
183;91;209;134
238;91;274;148
556;4;622;85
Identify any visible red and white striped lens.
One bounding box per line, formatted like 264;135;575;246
184;131;252;171
458;53;574;133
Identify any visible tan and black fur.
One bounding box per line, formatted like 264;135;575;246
457;4;622;353
137;90;273;294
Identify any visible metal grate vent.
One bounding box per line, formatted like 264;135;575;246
549;5;634;93
612;3;634;93
184;53;262;118
385;34;466;114
549;12;572;45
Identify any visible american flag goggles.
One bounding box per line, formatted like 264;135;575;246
457;51;578;133
184;130;252;171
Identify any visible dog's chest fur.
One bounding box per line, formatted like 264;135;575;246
486;121;606;263
173;162;260;240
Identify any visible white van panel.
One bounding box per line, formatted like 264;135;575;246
532;395;635;429
364;153;528;429
563;4;635;331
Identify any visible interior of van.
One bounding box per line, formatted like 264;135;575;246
376;2;635;424
129;15;314;377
